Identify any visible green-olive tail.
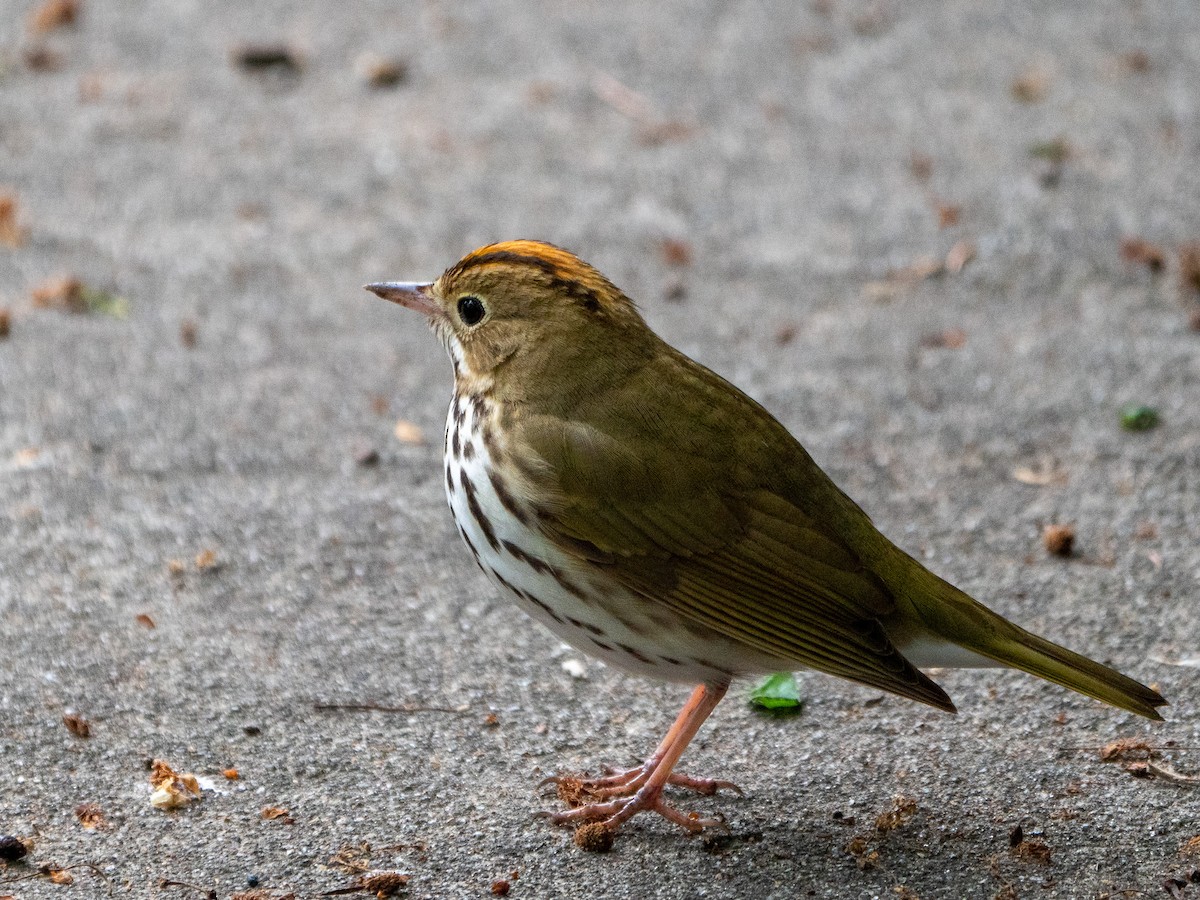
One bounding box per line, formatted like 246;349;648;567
889;564;1167;721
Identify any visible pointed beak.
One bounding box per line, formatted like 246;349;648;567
363;281;440;318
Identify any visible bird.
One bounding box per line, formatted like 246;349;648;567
365;240;1166;845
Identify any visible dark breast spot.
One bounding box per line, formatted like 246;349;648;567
480;423;503;464
617;643;654;665
501;540;552;575
461;474;499;550
566;616;605;636
456;523;484;571
487;471;528;524
492;571;518;596
519;590;565;625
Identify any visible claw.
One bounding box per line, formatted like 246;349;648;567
537;683;738;844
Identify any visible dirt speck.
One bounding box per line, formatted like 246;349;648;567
574;822;615;852
1120;237;1166;271
659;238;693;267
1042;524;1075;557
63;713;91;738
233;43;301;73
29;0;79;33
920;327;967;350
74;802;106;830
358;53;408;89
1119;50;1150;73
1179;242;1200;295
936;203;961;228
1012;68;1050;103
0;194;27;247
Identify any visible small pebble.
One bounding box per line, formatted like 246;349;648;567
0;834;29;862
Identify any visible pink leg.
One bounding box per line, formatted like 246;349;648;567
539;681;737;837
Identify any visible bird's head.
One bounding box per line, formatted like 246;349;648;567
366;240;648;395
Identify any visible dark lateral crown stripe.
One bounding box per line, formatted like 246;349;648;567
449;243;603;312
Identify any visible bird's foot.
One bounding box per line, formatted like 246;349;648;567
537;761;739;842
541;764;741;802
536;780;729;837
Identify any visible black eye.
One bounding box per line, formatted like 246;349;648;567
456;295;486;326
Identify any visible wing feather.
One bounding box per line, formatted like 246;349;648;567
510;353;954;711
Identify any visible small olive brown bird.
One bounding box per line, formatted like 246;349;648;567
365;240;1165;842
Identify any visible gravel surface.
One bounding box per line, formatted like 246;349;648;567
2;1;1198;898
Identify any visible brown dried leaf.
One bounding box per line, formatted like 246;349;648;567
62;713;91;738
659;238;692;267
863;255;944;301
28;0;79;33
1180;243;1200;295
47;868;75;885
261;806;293;821
0;194;27;247
1012;463;1067;486
1120;237;1166;271
148;759;202;809
0;308;10;339
875;796;918;833
32;276;86;312
329;842;373;874
136;613;156;629
936;203;961;228
1011;838;1052;864
360;871;410;895
194;548;219;571
920;327;967;350
74;802;106;830
1099;737;1156;762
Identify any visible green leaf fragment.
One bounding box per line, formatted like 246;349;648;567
748;672;803;711
1028;138;1070;163
81;287;130;319
1119;404;1160;432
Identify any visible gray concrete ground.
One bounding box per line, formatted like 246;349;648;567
2;1;1199;897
